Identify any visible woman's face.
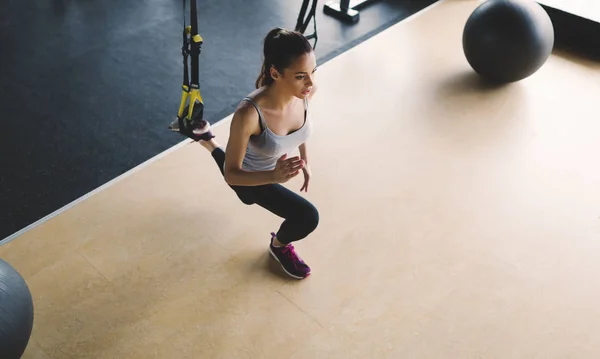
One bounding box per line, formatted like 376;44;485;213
272;51;317;99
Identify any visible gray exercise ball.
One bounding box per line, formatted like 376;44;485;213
462;0;554;83
0;258;34;359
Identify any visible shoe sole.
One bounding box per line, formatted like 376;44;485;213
168;118;210;135
269;247;310;280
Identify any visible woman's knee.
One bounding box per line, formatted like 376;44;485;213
300;202;319;234
237;194;255;205
230;185;255;205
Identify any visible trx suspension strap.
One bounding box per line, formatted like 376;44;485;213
169;0;206;141
295;0;319;48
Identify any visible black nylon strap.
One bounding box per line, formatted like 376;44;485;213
190;0;200;90
296;0;311;33
181;0;201;90
295;0;318;48
182;0;189;89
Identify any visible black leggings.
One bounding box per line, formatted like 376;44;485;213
211;148;319;245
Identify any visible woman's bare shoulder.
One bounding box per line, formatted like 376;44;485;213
231;98;261;136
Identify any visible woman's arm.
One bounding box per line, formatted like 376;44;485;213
299;142;308;165
298;142;311;192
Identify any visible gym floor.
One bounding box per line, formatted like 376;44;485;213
2;0;600;358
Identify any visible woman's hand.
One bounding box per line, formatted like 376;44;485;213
272;154;305;183
300;164;311;192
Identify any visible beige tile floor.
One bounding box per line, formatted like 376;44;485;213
2;0;600;357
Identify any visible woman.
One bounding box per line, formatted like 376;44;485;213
191;28;319;279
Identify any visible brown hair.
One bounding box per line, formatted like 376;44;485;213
255;28;313;88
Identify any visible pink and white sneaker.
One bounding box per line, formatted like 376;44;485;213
268;233;311;279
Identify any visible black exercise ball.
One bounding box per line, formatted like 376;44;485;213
462;0;554;83
0;258;34;359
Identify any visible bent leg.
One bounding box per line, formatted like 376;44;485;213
252;183;318;279
252;184;319;245
207;146;317;279
208;147;318;235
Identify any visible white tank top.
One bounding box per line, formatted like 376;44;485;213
240;96;312;172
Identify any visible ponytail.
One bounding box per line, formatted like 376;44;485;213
255;60;274;88
255;27;313;89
